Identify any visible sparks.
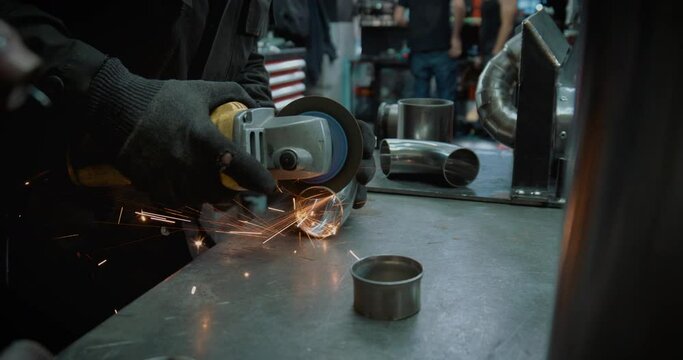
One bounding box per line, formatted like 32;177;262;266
293;250;297;254
24;181;30;186
140;215;147;222
293;187;343;239
232;199;268;226
163;208;186;216
228;231;262;235
238;220;268;230
243;272;250;278
193;235;205;250
191;286;197;295
349;250;360;261
117;207;123;224
268;206;285;213
185;206;201;214
135;210;191;223
306;231;316;248
114;309;118;314
262;220;298;244
52;234;79;240
98;259;108;266
149;216;176;224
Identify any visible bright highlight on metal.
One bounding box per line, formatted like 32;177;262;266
294;186;344;239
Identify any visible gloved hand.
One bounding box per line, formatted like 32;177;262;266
86;58;276;206
0;339;53;360
0;19;42;111
352;120;377;209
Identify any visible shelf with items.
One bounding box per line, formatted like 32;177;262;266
262;48;307;111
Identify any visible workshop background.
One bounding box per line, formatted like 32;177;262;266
2;0;681;359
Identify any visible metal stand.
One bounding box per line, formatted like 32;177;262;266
511;10;571;204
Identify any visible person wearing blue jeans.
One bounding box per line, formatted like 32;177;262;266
410;51;459;99
395;0;465;101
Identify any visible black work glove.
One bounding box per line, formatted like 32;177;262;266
0;19;42;111
352;120;377;209
86;58;276;206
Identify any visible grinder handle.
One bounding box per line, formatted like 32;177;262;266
210;102;248;191
68;102;250;192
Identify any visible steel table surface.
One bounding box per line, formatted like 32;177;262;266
59;193;564;359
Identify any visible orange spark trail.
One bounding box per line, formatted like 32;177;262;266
262;220;298;244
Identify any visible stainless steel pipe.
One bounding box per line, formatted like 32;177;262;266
397;98;454;142
295;180;358;239
352;255;423;321
380;139;480;187
475;33;521;147
376;102;399;140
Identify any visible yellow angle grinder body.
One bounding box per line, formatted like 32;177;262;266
68;96;363;196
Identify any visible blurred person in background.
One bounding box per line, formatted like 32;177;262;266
479;0;518;64
464;0;517;135
394;0;466;103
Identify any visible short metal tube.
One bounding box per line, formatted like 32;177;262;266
380;139;480;187
335;180;358;226
352;255;423;321
376;102;399;140
295;181;358;239
397;98;454;142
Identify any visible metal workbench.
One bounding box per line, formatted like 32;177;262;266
59;193;563;359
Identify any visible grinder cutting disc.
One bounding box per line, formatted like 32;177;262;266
278;96;363;194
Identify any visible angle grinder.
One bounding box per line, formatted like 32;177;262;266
67;96;363;195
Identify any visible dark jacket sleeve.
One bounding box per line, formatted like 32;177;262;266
233;46;273;108
0;1;107;122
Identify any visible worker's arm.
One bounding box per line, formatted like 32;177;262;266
234;46;273;108
352;120;377;209
0;1;274;205
0;1;107;111
393;3;408;26
492;0;517;55
0;19;42;111
449;0;466;58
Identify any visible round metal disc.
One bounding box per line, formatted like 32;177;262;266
278;96;363;194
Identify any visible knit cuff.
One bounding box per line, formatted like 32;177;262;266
86;58;162;151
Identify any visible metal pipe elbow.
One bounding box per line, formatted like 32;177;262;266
476;33;522;148
379;139;480;187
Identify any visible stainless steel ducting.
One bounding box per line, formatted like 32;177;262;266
376;102;399;140
475;33;522;148
379;139;480;187
397;98;454;142
377;98;453;143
